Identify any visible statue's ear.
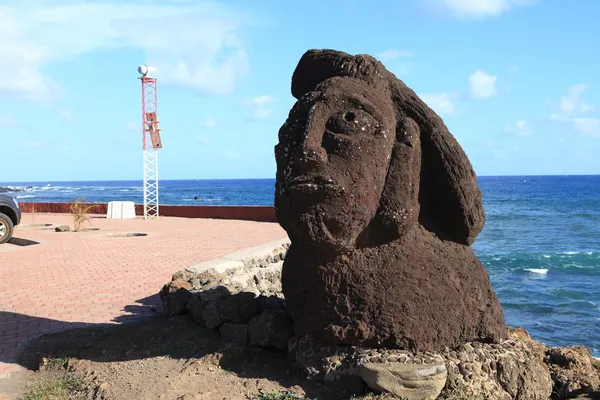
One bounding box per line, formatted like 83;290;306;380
417;121;485;245
357;117;421;247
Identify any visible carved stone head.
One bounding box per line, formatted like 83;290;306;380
275;49;485;252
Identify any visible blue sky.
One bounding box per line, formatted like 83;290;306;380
1;0;599;182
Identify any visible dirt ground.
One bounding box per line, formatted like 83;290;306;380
2;314;394;400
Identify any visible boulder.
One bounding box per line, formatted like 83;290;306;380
275;49;507;352
359;362;447;400
247;310;293;350
202;302;222;330
186;286;230;325
495;350;553;400
159;279;192;316
55;225;71;232
219;323;248;346
546;346;600;398
218;292;257;324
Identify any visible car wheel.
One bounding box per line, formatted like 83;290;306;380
0;212;14;244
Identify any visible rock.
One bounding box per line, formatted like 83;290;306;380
186;286;230;326
219;292;256;324
55;225;71;232
247;310;293;350
189;270;227;291
219;323;248;346
202;302;222;330
358;362;447;400
546;346;600;398
240;297;264;320
496;351;553;400
171;270;194;282
159;280;193;316
260;295;286;311
275;48;507;352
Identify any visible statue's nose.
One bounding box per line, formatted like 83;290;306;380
297;104;328;167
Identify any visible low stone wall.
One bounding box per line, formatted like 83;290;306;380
19;202;277;222
160;241;292;350
159;243;600;400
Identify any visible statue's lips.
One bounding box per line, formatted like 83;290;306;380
285;176;340;192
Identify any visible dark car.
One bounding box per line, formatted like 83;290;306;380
0;195;21;244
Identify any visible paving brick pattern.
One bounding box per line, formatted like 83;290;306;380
0;213;287;385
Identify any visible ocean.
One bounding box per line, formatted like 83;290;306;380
1;176;599;355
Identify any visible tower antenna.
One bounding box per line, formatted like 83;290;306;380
138;64;162;219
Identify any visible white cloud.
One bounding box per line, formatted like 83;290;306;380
573;118;600;138
223;150;240;160
124;122;138;132
504;120;533;136
198;136;211;145
24;140;42;148
0;1;253;100
245;95;277;120
419;92;459;117
550;84;595;121
202;115;217;128
60;109;74;123
0;113;16;126
427;0;538;19
549;85;599;138
468;70;497;99
377;49;413;63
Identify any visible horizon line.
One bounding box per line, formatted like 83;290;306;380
2;174;600;184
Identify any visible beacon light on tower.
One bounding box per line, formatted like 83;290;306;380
138;64;157;78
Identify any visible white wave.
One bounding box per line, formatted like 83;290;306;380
492;257;501;261
561;251;579;255
564;263;592;269
524;268;548;275
542;254;551;259
585;251;593;255
16;195;35;199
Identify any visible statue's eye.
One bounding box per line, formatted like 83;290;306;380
326;109;378;135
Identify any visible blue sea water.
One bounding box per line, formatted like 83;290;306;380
1;175;599;355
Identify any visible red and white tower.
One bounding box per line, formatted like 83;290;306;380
138;64;162;219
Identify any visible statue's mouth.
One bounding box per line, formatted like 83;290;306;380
286;176;338;189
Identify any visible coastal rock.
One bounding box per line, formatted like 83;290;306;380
495;350;553;400
546;346;600;398
275;49;507;352
358;362;447;400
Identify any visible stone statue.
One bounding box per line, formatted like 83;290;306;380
274;49;507;352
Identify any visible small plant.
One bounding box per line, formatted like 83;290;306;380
70;197;95;232
20;373;86;400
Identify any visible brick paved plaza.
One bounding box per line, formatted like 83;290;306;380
0;213;287;383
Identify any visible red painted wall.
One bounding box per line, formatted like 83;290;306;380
19;202;278;223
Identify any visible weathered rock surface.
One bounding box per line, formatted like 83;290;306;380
546;346;600;398
159;279;193;316
291;328;557;399
274;48;507;352
247;310;293;350
358;362;447;400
